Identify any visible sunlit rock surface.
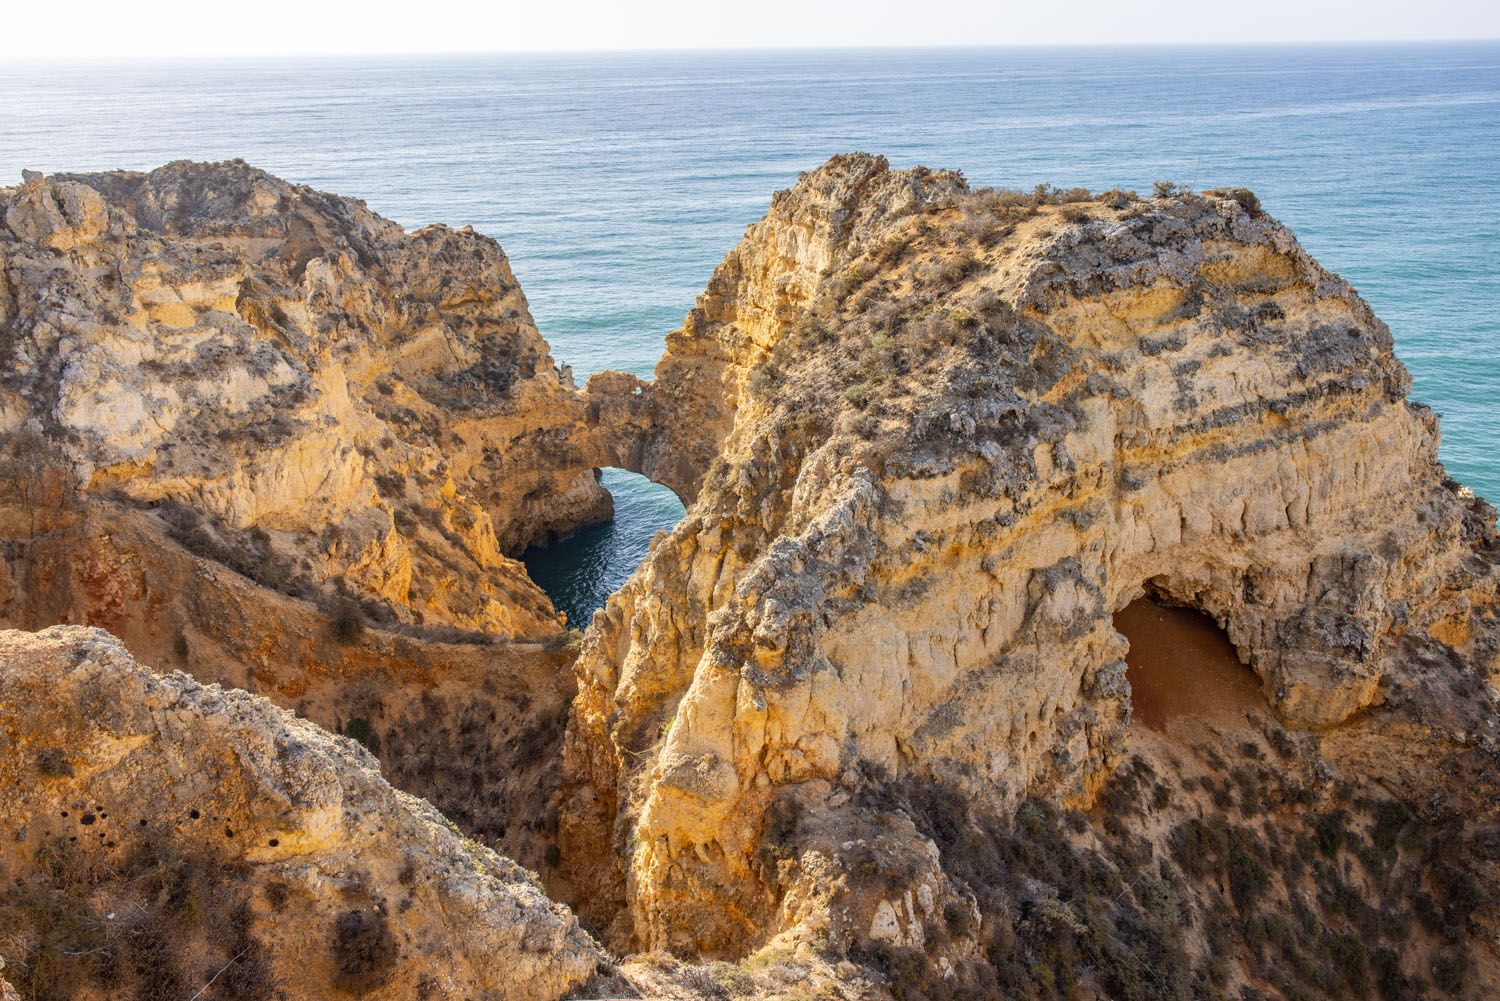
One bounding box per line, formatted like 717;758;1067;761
558;155;1500;982
1;156;1497;1001
0;626;601;1000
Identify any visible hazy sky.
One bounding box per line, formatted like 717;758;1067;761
4;0;1499;58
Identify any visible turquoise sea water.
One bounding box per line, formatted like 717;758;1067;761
2;44;1496;621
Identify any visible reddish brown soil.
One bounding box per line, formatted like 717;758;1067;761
1114;597;1264;732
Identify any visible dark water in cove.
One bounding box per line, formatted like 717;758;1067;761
3;44;1497;620
521;469;684;628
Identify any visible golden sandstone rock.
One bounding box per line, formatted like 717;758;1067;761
0;160;624;639
1;156;1497;1000
556;154;1500;983
0;161;623;875
0;626;600;1000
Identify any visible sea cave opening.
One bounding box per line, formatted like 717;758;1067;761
1112;592;1264;732
522;467;686;629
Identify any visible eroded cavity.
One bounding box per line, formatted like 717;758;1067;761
1115;596;1264;732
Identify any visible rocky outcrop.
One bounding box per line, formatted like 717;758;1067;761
557;154;1500;970
0;160;629;638
0;161;637;873
0;497;577;871
0;626;601;1000
4;155;1498;1001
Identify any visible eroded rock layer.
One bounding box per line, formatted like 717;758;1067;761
2;155;1497;1001
0;162;643;869
0;626;601;1000
557;154;1500;982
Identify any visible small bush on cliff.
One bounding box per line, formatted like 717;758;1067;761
748;361;784;398
329;595;366;645
331;907;398;994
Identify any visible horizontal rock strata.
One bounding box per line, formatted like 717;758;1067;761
557;154;1500;965
2;155;1497;1000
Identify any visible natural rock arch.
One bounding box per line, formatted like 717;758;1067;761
555;154;1492;961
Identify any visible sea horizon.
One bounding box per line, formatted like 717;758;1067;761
6;37;1500;61
5;41;1496;618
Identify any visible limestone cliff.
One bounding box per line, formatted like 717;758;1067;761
0;626;600;1000
557;153;1500;994
0;497;577;871
0;162;635;871
0;160;622;638
2;155;1498;1001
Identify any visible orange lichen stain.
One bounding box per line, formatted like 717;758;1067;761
87;459;155;489
1428;612;1470;648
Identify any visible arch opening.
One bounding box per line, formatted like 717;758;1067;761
522;467;685;629
1113;591;1264;732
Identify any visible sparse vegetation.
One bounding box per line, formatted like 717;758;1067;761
33;749;72;779
0;832;271;1001
839;717;1491;1001
157;500;318;600
329;594;366;645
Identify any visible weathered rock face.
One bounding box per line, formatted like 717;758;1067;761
4;154;1498;1000
0;161;660;882
557;154;1500;964
0;495;578;872
0;160;626;639
0;626;602;1000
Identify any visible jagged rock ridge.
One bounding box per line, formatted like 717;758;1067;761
555;154;1500;994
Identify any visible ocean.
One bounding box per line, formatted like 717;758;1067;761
2;44;1496;624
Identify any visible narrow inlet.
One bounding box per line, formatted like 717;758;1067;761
522;468;685;628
